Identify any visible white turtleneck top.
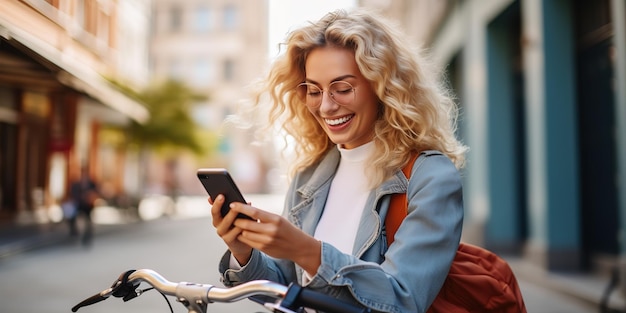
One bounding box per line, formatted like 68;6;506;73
313;142;374;254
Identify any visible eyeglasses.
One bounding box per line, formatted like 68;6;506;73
296;81;356;108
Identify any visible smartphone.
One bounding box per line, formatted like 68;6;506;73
197;168;252;220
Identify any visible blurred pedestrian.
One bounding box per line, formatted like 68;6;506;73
68;165;99;246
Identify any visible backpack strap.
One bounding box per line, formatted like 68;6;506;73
385;152;528;313
386;153;420;246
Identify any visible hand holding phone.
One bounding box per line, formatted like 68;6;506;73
197;168;252;220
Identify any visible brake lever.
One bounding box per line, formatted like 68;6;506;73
71;270;139;312
111;270;141;301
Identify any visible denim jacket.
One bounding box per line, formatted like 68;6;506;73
219;149;464;313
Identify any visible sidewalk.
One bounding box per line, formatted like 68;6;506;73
0;204;140;260
508;257;625;312
0;220;71;260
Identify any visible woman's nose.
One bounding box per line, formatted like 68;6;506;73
319;91;339;112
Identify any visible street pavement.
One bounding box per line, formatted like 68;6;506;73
0;194;605;312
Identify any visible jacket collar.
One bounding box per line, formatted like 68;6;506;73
291;147;411;255
296;148;341;200
296;147;410;199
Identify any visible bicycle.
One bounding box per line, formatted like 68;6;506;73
72;268;371;313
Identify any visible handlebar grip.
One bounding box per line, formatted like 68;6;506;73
283;283;371;313
71;293;108;312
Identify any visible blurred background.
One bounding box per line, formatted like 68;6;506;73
1;0;625;312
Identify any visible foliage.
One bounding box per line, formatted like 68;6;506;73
109;79;209;155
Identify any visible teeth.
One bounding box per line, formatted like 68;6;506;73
325;115;353;126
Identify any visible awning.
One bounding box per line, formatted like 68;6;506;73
0;23;149;124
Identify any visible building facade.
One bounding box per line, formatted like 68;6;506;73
0;0;150;223
149;0;270;194
363;0;626;291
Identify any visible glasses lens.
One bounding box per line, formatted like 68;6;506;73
297;83;322;107
329;81;355;105
296;81;355;107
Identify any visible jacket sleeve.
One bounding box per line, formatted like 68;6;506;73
305;153;464;313
218;248;294;286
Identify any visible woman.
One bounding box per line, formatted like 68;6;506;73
210;8;467;312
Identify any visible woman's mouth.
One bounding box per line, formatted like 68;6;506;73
324;114;354;126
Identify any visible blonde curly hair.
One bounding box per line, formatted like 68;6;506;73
252;8;467;187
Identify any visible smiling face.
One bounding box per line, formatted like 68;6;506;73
303;46;379;150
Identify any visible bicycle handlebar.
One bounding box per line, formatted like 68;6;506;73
72;269;370;313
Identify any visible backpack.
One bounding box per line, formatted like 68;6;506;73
386;153;527;313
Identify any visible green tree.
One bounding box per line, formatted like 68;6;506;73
112;79;208;154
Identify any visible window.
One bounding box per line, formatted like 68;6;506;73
194;6;213;32
222;5;238;30
76;0;85;30
81;0;98;35
193;59;214;84
169;58;184;81
222;59;235;81
170;5;183;32
44;0;59;7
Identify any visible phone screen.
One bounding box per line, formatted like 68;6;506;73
197;169;252;219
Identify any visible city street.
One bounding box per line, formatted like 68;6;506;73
0;195;598;313
0;193;289;313
2;1;624;312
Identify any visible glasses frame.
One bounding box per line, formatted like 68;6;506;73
296;81;357;108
